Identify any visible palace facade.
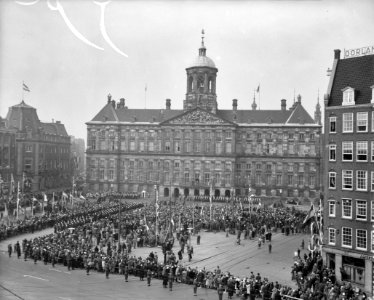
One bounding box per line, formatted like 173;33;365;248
86;35;322;200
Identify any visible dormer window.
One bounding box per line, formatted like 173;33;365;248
342;87;355;106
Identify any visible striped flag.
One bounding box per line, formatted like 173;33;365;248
23;82;30;92
256;84;260;93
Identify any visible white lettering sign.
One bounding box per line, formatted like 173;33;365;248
344;46;374;59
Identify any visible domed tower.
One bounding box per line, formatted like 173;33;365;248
183;30;218;113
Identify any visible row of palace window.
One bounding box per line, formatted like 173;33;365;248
89;168;315;187
328;227;372;251
329;111;374;133
328;170;374;191
89;158;316;174
89;128;316;143
328;199;374;221
24;158;69;171
329;141;374;162
89;139;317;156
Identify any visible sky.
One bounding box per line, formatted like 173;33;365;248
0;0;373;141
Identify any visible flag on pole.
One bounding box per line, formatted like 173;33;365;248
256;84;260;93
52;192;55;211
62;191;68;198
32;196;38;216
4;202;8;217
79;195;86;201
302;204;316;228
23;82;30;92
10;174;15;194
171;216;174;227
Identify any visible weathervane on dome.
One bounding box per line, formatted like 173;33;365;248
201;29;205;47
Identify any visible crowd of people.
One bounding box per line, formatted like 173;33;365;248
1;193;370;299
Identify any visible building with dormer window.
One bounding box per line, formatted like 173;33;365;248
86;32;322;201
0;101;72;193
323;48;374;294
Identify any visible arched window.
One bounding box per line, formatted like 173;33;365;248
188;76;193;92
198;76;204;93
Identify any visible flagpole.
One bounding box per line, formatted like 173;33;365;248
17;182;20;220
22;81;24;101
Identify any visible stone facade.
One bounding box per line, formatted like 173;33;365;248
86;35;322;200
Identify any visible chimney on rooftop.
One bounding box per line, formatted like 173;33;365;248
232;99;238;111
111;100;115;108
166;99;171;110
297;94;302;103
281;99;287;111
334;49;341;60
107;93;112;104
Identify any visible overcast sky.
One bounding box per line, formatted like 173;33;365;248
1;0;373;140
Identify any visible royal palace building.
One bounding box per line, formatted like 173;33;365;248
322;48;374;294
0;101;72;193
86;35;322;200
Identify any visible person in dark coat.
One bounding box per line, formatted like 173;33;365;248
193;277;198;296
8;244;12;257
147;268;152;286
217;284;224;300
124;265;129;282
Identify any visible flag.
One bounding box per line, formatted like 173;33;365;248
23;82;30;92
171;217;174;227
4;202;8;217
10;174;15;193
302;204;316;228
256;84;260;93
62;191;68;198
79;195;86;201
52;192;55;211
44;193;48;202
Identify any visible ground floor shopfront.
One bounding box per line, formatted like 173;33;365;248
323;246;373;295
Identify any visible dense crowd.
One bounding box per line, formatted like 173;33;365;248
2;195;370;299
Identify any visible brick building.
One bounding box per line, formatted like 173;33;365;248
1;101;72;193
86;34;322;200
322;48;374;293
0;117;17;196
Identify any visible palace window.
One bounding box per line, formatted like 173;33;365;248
371;171;374;191
357;112;368;132
342;227;352;248
108;170;114;181
371;141;374;161
328;228;336;245
342;170;353;190
165;141;171;152
342;199;352;219
356;200;367;221
342;113;353;132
